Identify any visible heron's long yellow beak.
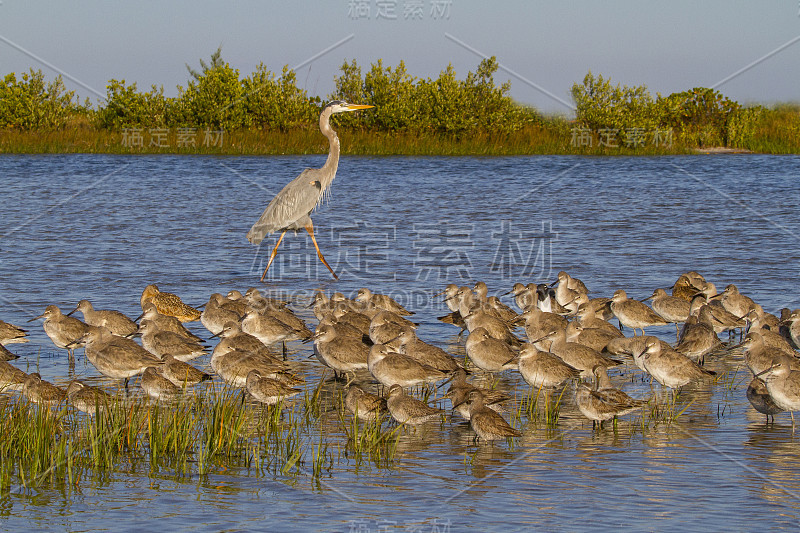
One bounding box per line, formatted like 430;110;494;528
346;104;374;110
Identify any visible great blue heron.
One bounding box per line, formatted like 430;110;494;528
247;100;374;280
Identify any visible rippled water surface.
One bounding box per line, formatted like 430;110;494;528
1;154;800;531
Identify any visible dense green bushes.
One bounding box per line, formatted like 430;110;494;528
0;69;84;129
571;72;766;148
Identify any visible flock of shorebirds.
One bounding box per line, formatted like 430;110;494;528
2;271;800;442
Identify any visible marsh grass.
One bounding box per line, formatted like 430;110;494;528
637;390;695;430
514;385;565;428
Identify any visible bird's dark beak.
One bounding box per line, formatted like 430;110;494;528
27;314;45;323
66;306;78;317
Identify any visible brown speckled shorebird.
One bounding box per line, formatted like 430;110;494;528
592;365;646;416
641;288;691;339
393;327;461;373
440;368;511;421
141;366;179;400
575;382;637;429
454;389;521;442
0;360;27;392
344;384;387;422
140;284;201;322
29;305;89;361
66;380;112;414
671;271;706;301
22;372;66;407
67;299;138;338
311;324;370;378
386;384;444;425
746;376;782;423
0;319;28;345
160;354;211;388
245;369;302;405
213;348;295;388
0;343;19;361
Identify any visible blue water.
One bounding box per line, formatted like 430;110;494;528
1;154;800;531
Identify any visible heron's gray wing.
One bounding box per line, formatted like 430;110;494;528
247;168;324;244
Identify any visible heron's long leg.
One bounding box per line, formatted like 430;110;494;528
305;223;338;280
260;230;287;282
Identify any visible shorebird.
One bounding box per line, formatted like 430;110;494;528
344;384;387;422
22;372;66;407
0;360;28;392
160;354;211;388
517;343;580;389
641;288;690;339
393;327;462;373
575;381;639;429
635;337;715;390
464;327;518;373
0;343;19;362
200;293;242;335
592;365;646;416
66;380;112;414
454;389;521;442
29;305;89;361
610;290;669;336
369;310;417;345
311;324;370;378
746;376;782;423
213;349;296;388
141;366;179;400
136;302;204;343
546;328;621;379
241;309;297;346
440;368;510;421
0;319;28;345
211;321;279;363
368;343;448;389
140;284;201;322
463;305;522;346
675;308;722;364
67;299;138;338
671;271;706;301
138;319;207;361
355;288;413;316
739;331;800;376
505;283;537;313
565;321;621;352
72;326;162;387
757;356;800;427
712;284;756;319
385;384;444;425
245;369;301;406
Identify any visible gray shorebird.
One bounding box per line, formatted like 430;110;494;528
393;327;462;373
592;365;646;416
136;302;204;343
575;382;638;429
385;384;444;425
368;344;448;389
465;327;518;373
546;328;621;379
160;354;211;388
635;337;715;390
641;288;690;339
29;305;89;361
68;299;138;338
610;290;669;336
138;319;207;362
311;324;370;378
72;326;162;387
757;356;800;427
355;288;413;316
241;309;297;346
200;293;242;336
517;343;580;390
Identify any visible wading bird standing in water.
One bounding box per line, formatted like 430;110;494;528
247;101;374;281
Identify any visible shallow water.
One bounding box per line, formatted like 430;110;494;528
1;154;800;531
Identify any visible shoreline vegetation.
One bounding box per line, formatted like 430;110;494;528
1;49;798;156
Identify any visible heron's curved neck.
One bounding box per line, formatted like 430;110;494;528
319;109;340;189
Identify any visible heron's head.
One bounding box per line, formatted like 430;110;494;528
325;100;374;114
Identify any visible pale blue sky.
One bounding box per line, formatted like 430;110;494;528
0;0;798;114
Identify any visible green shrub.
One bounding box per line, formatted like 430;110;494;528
97;79;168;129
0;69;76;129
